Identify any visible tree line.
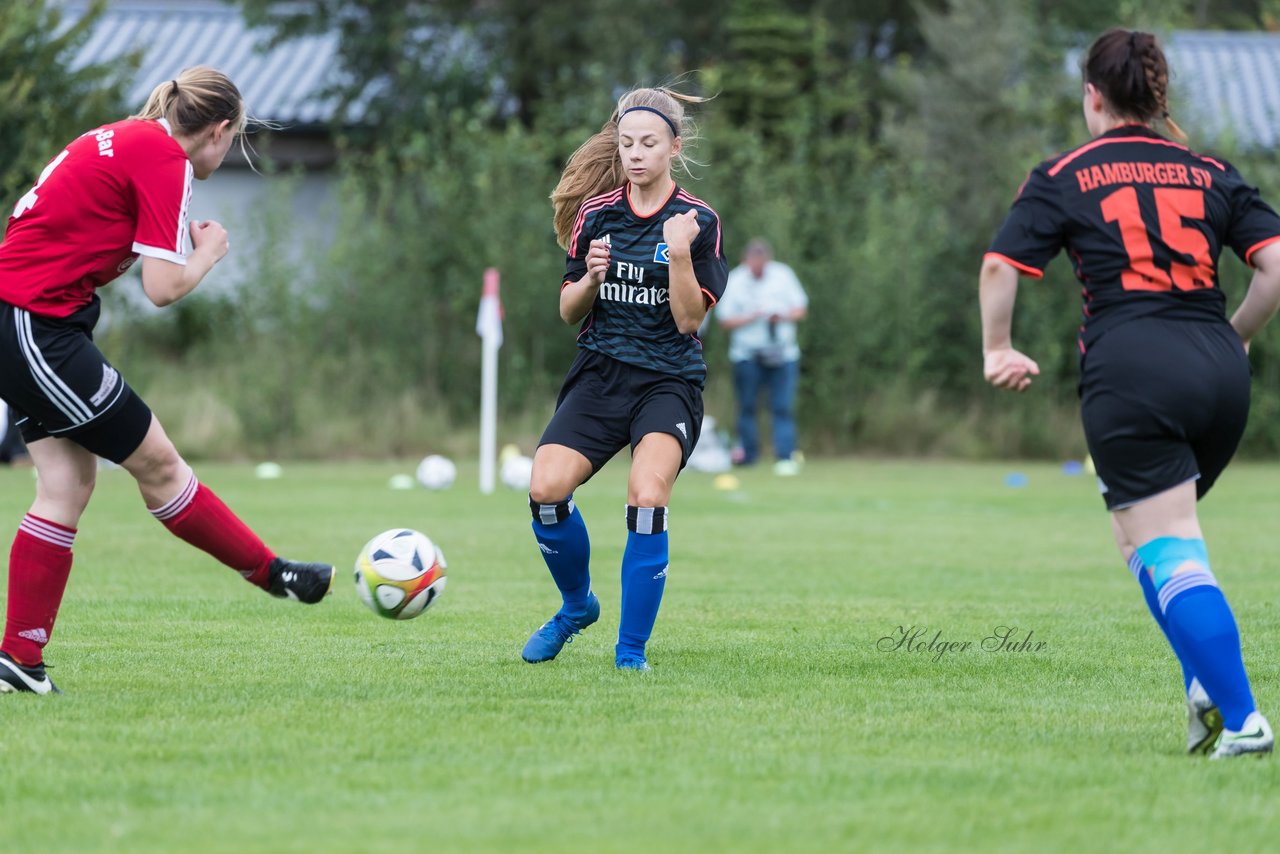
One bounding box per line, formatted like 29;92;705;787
6;0;1280;458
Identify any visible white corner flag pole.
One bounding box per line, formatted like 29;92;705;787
477;268;503;494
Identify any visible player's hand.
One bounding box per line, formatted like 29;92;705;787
585;238;610;286
191;220;229;262
663;209;700;253
983;348;1040;392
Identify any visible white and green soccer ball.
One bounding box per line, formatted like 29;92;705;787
354;528;448;620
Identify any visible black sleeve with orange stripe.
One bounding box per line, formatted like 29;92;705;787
1223;164;1280;267
562;207;595;288
986;165;1067;279
690;208;728;306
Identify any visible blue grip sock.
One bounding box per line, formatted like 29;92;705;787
530;499;591;613
1164;585;1257;731
1131;554;1195;692
616;529;668;661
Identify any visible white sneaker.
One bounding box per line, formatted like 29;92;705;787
1186;679;1223;755
1210;711;1273;759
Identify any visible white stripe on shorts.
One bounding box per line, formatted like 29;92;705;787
14;308;94;424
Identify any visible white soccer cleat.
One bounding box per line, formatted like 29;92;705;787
1210;711;1274;759
1186;679;1223;755
0;651;60;695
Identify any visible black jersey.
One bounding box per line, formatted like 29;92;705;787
563;183;728;387
987;125;1280;352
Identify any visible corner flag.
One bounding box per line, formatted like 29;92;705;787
478;268;502;493
476;267;503;348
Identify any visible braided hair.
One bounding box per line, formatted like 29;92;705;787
1082;29;1186;141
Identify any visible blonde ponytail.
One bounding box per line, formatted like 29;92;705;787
132;65;245;136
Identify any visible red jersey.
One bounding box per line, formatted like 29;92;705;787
0;118;193;318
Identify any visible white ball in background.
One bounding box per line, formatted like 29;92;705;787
388;474;415;490
255;461;283;480
415;455;457;490
500;454;534;491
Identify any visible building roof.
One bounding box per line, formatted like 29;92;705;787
63;0;344;127
61;9;1280;149
1166;31;1280;149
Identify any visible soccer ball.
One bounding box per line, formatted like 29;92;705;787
354;528;448;620
416;454;456;490
500;454;534;491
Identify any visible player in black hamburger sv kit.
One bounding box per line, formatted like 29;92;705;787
520;86;727;672
982;29;1280;758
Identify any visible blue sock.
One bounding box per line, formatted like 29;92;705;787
529;496;591;613
1128;552;1195;693
616;506;669;662
1139;537;1257;730
1165;586;1256;730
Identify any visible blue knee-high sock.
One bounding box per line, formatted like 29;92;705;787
616;506;669;662
1140;537;1257;730
529;496;591;613
1128;553;1195;692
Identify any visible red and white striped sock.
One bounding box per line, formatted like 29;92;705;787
150;474;274;589
3;514;76;666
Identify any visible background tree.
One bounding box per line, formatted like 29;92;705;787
0;0;134;219
110;0;1280;458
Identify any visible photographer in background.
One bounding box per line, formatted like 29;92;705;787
716;239;808;475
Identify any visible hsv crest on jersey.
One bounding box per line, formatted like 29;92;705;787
654;243;671;264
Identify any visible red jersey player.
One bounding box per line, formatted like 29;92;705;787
0;66;334;695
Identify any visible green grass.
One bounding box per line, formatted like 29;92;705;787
2;457;1279;852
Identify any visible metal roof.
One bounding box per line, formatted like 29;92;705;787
62;0;344;127
59;10;1280;148
1166;31;1280;149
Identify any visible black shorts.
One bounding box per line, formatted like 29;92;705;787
1080;316;1249;510
0;298;152;463
539;348;704;475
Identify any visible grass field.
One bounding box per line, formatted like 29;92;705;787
1;456;1278;852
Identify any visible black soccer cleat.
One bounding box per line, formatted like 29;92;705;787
267;558;335;604
0;651;61;695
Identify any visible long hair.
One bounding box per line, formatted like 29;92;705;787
551;86;707;250
131;65;246;136
1082;29;1186;141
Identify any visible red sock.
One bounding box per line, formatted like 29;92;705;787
4;515;76;666
151;475;275;589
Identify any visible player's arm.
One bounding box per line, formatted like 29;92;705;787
665;210;706;335
140;220;229;307
560;238;610;324
1231;241;1280;349
979;254;1040;391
